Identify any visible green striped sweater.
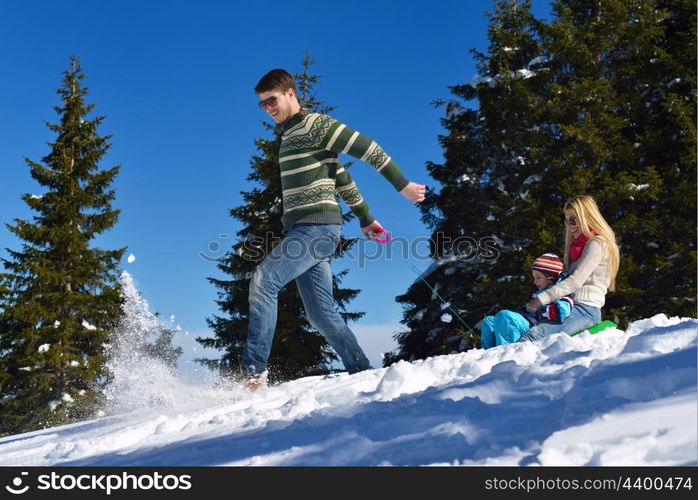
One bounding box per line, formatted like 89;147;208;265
278;112;410;229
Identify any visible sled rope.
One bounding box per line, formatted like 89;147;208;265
407;262;478;337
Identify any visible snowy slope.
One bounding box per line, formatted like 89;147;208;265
0;314;695;466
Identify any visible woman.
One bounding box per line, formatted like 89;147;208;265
518;195;620;342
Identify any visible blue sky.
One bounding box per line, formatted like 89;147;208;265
0;0;551;368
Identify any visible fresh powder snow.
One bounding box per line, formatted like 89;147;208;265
0;313;695;466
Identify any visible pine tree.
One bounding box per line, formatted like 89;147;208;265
387;0;546;363
388;0;696;364
0;57;125;435
199;55;364;383
537;0;696;323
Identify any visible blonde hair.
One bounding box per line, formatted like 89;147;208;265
563;195;620;291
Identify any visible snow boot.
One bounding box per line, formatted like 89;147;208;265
242;372;267;392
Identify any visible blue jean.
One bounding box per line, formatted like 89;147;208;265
241;223;371;376
518;302;601;342
480;310;531;349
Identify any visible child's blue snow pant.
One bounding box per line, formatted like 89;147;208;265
480;310;531;349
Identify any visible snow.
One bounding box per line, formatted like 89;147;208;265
469;75;496;88
523;174;541;184
412;308;426;321
444;100;466;119
37;343;50;353
103;272;192;414
497;275;518;282
127;253;136;264
469;54;550;89
0;314;694;466
81;319;97;331
528;55;551;66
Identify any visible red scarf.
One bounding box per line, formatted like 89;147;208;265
569;234;590;263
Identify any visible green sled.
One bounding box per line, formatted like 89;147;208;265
571;320;618;336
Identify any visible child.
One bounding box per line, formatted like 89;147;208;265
480;254;575;349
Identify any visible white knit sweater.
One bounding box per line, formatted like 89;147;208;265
537;238;611;308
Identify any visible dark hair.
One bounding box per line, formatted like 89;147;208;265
254;68;296;94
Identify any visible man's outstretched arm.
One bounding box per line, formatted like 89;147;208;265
323;116;426;199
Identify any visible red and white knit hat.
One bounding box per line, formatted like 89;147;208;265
532;253;564;278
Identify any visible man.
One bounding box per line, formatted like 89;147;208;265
241;68;426;390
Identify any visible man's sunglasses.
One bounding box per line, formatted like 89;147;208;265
562;216;578;226
258;94;281;110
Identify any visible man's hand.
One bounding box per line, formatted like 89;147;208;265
362;220;386;241
526;298;542;313
400;182;427;203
